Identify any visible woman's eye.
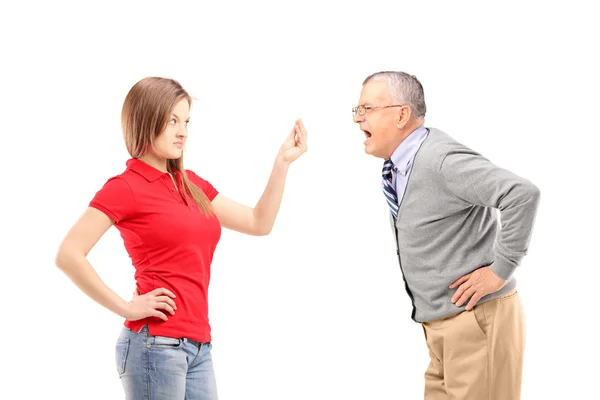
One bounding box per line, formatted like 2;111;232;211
169;119;176;125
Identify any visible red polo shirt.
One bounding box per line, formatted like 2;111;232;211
89;158;221;342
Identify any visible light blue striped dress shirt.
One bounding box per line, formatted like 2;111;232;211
389;125;429;207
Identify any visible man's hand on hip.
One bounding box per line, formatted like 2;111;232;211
449;266;506;311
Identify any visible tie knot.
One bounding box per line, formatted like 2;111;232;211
382;159;394;178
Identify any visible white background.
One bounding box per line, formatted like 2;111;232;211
1;0;598;399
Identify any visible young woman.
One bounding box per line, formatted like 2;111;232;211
55;76;308;399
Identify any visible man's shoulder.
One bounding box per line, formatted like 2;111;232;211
420;127;458;158
424;127;479;157
414;127;480;175
425;127;460;146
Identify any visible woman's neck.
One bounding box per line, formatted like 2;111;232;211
139;154;168;173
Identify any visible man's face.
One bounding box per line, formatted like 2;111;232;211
353;80;402;159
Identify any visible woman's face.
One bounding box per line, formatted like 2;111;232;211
153;98;190;160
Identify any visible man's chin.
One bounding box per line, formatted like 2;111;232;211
364;144;378;157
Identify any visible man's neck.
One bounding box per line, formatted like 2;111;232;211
386;120;425;159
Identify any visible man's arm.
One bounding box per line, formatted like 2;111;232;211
441;148;541;309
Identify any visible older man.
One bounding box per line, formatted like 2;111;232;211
353;71;540;399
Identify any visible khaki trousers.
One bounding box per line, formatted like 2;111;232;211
421;289;525;400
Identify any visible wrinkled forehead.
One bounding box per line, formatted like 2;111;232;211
359;80;391;104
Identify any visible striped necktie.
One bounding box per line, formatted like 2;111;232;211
382;159;398;220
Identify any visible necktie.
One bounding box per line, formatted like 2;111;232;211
382;159;398;220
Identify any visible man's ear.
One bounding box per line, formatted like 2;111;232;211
396;105;411;129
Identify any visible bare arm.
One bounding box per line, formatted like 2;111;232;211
213;158;289;236
55;207;176;320
212;119;308;236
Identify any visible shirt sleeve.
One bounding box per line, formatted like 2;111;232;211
439;149;541;280
89;177;136;223
186;170;219;201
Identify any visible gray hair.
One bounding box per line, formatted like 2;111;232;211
363;71;426;119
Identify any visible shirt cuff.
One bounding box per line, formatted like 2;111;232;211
490;256;518;281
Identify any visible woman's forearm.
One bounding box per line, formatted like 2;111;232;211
252;157;291;235
56;248;130;318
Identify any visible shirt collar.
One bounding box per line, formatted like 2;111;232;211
126;158;173;182
390;125;429;176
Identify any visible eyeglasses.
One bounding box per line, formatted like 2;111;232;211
352;104;405;117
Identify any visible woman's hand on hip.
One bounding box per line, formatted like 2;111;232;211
125;287;177;321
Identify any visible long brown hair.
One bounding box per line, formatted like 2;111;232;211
121;77;213;215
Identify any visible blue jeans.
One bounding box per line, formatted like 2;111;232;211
115;326;218;400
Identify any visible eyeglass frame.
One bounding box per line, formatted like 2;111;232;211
352;104;407;117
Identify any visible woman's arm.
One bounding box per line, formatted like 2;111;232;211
55;207;177;320
212;119;308;236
